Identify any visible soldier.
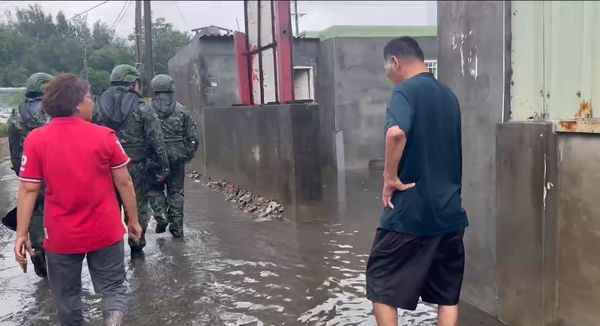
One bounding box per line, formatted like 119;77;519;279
7;72;53;277
94;65;169;255
147;74;198;238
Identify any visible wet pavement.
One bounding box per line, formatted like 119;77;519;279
0;162;502;325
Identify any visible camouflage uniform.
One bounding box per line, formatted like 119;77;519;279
94;65;169;252
7;72;53;277
147;75;198;238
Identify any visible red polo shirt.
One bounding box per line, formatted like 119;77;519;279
19;117;129;254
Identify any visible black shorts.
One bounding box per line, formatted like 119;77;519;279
366;228;465;310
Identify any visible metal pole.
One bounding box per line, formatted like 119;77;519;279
294;0;299;37
135;1;142;71
143;0;154;97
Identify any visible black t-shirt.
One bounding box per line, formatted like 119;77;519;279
380;72;468;236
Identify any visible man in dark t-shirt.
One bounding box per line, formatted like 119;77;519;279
366;37;468;326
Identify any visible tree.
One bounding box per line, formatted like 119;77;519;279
0;5;188;95
150;17;191;75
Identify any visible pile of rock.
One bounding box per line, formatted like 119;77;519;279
187;171;284;220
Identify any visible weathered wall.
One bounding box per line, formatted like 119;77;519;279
169;37;320;173
555;134;600;325
169;34;437;172
495;125;600;326
203;104;322;221
328;36;437;171
438;1;506;315
510;1;600;122
315;40;337;169
168;36;239;174
496;122;558;326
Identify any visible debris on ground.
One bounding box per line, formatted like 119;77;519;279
186;171;284;220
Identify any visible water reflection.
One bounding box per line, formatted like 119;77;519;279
0;168;441;325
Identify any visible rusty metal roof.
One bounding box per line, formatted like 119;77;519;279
192;25;234;38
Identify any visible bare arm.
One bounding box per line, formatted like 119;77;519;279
111;166;142;241
14;182;41;270
383;126;407;180
382;126;415;209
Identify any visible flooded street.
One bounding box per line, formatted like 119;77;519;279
0;165;500;325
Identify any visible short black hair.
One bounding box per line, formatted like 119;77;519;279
383;36;425;62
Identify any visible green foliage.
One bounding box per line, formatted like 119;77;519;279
0;4;190;95
150;17;191;75
0;122;8;138
10;91;25;108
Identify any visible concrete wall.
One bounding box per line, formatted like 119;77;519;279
495;125;600;326
496;122;558;326
169;35;437;171
555;134;600;325
168;35;240;173
438;1;507;315
203;104;322;221
322;36;437;171
169;37;320;173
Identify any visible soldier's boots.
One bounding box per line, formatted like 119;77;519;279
30;248;47;278
103;311;126;326
155;220;168;234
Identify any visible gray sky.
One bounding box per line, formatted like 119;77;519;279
0;1;436;38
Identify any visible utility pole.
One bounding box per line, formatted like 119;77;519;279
135;1;142;72
294;0;299;37
143;0;154;97
291;0;305;37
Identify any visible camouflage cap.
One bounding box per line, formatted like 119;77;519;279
151;74;175;93
25;72;54;94
110;64;140;83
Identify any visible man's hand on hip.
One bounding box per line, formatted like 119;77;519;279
382;177;415;209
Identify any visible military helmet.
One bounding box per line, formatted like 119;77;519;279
25;72;54;94
151;74;175;93
110;64;140;83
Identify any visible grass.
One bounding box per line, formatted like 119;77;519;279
0;122;8;138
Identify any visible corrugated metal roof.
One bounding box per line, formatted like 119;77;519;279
192;25;234;38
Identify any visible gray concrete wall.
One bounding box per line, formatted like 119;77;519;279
203;104;322;221
316;39;337;169
555;134;600;326
438;1;506;315
169;35;437;172
495;125;600;326
168;37;320;173
326;36;437;171
168;36;240;174
496;122;558;326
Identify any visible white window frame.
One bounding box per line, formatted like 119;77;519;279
425;59;438;79
293;66;315;100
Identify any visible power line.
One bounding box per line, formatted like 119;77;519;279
173;1;190;31
69;1;109;20
110;1;128;30
110;0;131;31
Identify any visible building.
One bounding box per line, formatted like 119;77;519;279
439;2;600;325
168;25;437;172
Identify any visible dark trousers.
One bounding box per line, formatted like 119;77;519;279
46;240;127;326
148;161;186;236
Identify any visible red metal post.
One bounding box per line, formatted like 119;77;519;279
234;31;253;105
273;0;294;103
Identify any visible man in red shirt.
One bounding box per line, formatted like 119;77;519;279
14;74;142;326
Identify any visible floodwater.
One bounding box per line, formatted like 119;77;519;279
0;162;501;326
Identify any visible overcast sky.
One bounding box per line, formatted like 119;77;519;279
0;1;436;37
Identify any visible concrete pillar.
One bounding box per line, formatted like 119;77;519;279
496;122;558;326
437;0;509;315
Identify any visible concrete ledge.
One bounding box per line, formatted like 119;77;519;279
203;104;322;221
